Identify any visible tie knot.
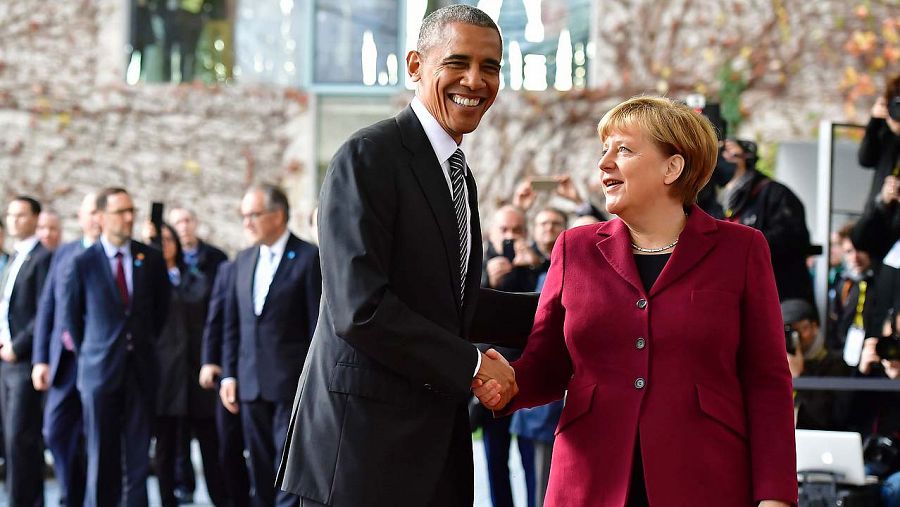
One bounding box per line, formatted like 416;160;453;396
115;252;123;260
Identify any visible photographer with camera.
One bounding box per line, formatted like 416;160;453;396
859;74;900;213
849;310;900;506
782;299;854;430
716;138;815;305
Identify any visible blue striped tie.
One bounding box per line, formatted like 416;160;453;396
449;149;468;305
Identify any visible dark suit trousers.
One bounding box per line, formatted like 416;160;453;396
43;350;85;507
482;414;535;507
217;399;250;507
0;361;45;506
241;399;297;507
156;415;228;507
82;360;152;507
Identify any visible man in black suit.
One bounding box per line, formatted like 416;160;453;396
32;192;100;507
276;6;537;506
167;206;227;503
220;184;321;507
65;187;170;506
0;195;52;506
200;260;250;507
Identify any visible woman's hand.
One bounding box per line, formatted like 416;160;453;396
758;501;790;507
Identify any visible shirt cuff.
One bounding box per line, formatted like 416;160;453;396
221;377;237;385
473;347;482;378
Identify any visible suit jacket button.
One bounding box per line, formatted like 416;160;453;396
634;377;645;389
636;337;646;349
636;298;647;309
423;383;433;391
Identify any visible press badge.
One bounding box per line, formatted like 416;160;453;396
843;326;866;367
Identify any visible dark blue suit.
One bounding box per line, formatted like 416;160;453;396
33;239;88;507
223;233;320;507
65;240;169;507
201;261;250;506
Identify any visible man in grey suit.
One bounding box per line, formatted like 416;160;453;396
276;5;536;506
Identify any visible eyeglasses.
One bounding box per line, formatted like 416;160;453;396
241;209;275;222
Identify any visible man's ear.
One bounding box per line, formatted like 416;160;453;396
664;154;685;186
406;50;422;82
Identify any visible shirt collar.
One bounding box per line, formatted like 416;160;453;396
100;235;131;259
13;236;39;256
410;97;466;173
261;228;291;258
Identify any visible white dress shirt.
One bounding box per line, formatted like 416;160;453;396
409;97;482;377
100;236;133;299
0;236;40;345
253;228;290;316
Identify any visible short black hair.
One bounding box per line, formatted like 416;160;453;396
95;187;129;212
12;196;41;216
417;4;501;55
246;183;290;224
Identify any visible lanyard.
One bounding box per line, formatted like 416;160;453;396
853;280;868;328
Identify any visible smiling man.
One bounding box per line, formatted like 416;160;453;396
276;5;538;507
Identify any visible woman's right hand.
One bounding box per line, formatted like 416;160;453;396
472;378;510;411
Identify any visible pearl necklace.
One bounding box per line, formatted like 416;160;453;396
631;238;679;253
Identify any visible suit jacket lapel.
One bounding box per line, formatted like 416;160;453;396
595;219;645;295
648;206;717;298
260;234;296;315
129;243;145;310
93;243;124;309
397;106;464;308
238;247;258;316
462;170;482;319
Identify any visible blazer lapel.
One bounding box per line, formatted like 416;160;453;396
238;247;258;315
648;205;717;298
397;106;464;307
93;243;125;310
595;219;645;295
260;234;297;315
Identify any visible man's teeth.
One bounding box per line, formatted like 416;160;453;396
451;95;480;107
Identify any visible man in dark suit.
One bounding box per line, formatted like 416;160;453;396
200;260;250;507
276;6;537;506
220;184;321;507
167;206;227;503
32;192;101;507
65;187;170;507
0;195;52;506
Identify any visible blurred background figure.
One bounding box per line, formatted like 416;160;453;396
0;196;52;507
37;210;62;252
715;138;815;306
32;192;100;507
827;222;877;365
859;74;900;212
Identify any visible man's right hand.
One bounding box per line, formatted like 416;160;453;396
872;96;889;119
473;348;517;410
859;337;880;375
486;257;513;288
32;363;50;391
879;175;899;205
199;364;222;390
219;380;240;414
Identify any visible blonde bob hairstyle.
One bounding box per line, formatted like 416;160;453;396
596;96;719;206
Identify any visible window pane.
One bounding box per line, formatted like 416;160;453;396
127;0;235;85
313;1;402;86
234;0;302;86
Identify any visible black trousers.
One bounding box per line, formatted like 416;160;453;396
217;400;250;507
43;350;85;507
1;360;45;507
156;414;227;507
241;399;297;507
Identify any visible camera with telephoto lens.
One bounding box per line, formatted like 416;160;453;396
889;95;900;121
785;324;799;355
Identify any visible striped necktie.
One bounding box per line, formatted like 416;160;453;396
449;148;468;304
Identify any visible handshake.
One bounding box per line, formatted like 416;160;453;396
471;348;518;411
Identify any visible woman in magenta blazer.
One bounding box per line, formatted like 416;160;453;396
477;97;797;506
